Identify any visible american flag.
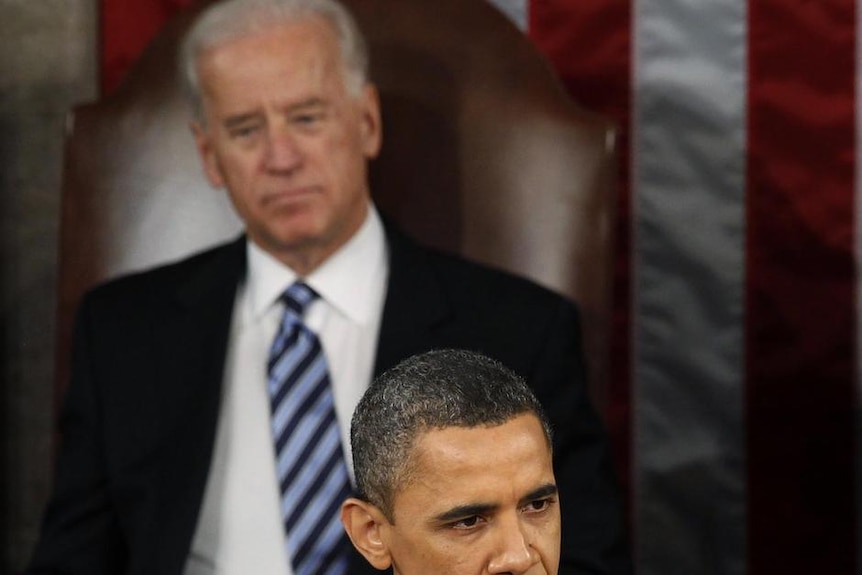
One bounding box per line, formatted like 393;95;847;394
101;0;859;573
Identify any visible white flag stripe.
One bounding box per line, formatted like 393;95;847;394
633;1;748;574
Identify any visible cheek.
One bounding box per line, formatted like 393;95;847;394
311;140;367;200
536;515;562;571
389;532;452;574
322;123;371;169
217;154;259;194
416;537;482;575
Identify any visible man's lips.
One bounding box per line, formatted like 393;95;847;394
261;185;321;207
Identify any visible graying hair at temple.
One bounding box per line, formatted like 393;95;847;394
350;348;553;520
178;0;370;122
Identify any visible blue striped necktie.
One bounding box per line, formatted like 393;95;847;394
267;282;352;575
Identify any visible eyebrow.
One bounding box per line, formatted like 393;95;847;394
433;503;498;523
517;483;558;507
432;483;558;524
221;98;329;130
287;97;327;112
223;113;261;130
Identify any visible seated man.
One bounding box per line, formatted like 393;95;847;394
28;0;628;573
342;349;561;575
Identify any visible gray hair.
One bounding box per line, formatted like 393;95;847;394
351;349;553;521
178;0;370;122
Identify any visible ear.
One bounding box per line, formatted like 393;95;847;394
341;497;392;571
191;120;226;188
358;84;382;160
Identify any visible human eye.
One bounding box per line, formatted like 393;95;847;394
522;496;556;515
290;107;327;130
294;112;321;124
228;123;261;140
450;515;486;530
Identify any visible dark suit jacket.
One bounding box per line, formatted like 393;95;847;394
27;226;629;575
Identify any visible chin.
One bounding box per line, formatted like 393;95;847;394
267;216;327;243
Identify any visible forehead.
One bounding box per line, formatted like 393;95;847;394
392;414;555;516
196;17;345;104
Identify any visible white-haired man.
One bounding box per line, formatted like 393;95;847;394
27;1;629;574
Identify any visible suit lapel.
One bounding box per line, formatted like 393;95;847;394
373;225;451;377
146;237;247;574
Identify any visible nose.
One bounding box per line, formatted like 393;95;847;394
487;521;539;574
263;125;303;173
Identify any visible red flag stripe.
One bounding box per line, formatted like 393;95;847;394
100;0;194;94
528;0;635;516
747;0;857;573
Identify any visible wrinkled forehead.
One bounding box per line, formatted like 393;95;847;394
193;18;351;117
200;10;337;55
194;14;340;74
393;415;556;504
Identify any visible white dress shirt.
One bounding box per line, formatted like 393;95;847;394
184;207;389;575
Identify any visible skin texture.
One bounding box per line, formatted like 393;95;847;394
342;414;561;575
192;16;382;275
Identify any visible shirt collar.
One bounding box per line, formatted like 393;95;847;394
245;206;388;325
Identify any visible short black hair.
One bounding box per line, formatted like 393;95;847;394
350;349;552;520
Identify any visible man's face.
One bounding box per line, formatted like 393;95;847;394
192;17;381;273
347;413;561;575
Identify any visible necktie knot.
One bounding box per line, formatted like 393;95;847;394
280;281;318;319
